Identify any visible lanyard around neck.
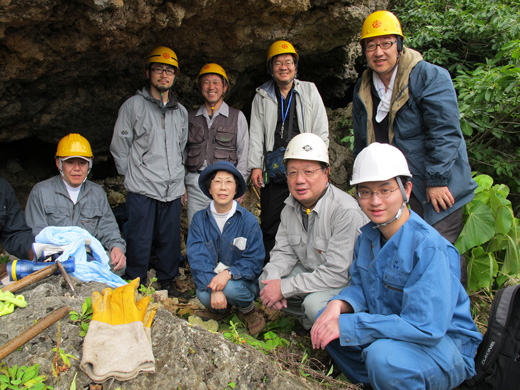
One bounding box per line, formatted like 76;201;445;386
280;88;294;136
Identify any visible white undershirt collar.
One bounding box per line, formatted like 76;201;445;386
373;65;399;123
62;178;82;204
210;200;237;233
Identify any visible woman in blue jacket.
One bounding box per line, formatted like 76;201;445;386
187;161;266;335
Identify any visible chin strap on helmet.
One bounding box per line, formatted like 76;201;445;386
58;157;92;186
372;176;409;229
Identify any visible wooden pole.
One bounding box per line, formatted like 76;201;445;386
0;305;71;361
1;264;58;294
55;260;77;297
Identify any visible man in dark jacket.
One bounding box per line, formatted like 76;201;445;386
0;177;33;260
352;11;476;284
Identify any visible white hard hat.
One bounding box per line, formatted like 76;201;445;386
350;143;412;185
283;133;329;165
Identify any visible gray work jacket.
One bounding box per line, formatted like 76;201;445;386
259;184;368;298
248;79;329;171
111;87;188;202
25;175;125;252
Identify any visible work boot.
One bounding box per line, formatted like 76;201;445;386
241;308;266;336
159;280;192;302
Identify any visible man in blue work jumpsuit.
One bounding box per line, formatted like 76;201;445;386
311;143;482;389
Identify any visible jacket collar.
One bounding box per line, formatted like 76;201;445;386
139;86;180;109
53;174;90;200
285;183;332;216
360;209;421;242
204;201;245;217
257;79;302;102
360;47;423;145
392;47;423;100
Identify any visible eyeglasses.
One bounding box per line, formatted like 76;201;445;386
357;187;399;199
365;40;397;52
285;167;323;179
212;179;236;188
273;60;295;68
151;66;176;76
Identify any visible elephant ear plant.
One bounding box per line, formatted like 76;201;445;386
455;174;520;293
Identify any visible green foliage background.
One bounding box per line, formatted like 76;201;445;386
454;175;519;291
393;0;520;209
389;0;520;291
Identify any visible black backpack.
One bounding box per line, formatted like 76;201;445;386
461;284;520;390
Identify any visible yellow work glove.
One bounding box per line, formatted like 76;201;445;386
91;278;153;324
80;278;157;383
0;291;27;316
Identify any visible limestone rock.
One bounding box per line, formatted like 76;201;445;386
188;315;219;332
0;275;320;389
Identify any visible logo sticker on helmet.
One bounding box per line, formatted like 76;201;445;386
372;20;382;28
302;145;313;152
281;43;288;49
162;53;170;59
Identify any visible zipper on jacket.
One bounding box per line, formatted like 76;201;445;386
162;111;173;199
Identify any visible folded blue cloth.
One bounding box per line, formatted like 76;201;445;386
35;226;126;288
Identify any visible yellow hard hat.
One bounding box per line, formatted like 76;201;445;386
147;46;179;70
55;133;93;158
267;40;299;64
361;11;404;41
196;63;229;84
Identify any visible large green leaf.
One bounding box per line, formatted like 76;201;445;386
493;183;510;199
466;246;498;292
489;186;513;234
488;234;508;253
494;205;514;235
455;201;495;254
472;191;490;205
500;234;520;275
474;174;493;191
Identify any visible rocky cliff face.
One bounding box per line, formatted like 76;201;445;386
0;0;388;197
0;2;389;386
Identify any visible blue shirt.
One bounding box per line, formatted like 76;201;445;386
187;203;265;292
